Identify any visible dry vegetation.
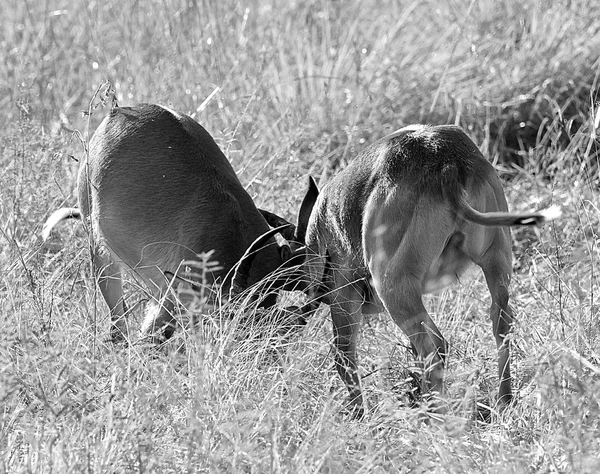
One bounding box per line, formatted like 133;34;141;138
1;0;599;472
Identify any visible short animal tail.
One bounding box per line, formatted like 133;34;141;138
456;194;561;227
42;207;81;240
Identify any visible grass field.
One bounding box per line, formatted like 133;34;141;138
1;0;599;472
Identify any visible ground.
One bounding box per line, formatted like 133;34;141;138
1;0;599;472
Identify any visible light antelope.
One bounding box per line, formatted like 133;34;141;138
43;103;303;343
295;124;559;416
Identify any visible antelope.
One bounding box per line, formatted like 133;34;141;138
295;124;559;416
42;103;304;343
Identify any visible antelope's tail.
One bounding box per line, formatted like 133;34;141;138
42;208;81;240
456;194;561;227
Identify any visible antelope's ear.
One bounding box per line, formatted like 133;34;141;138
295;176;319;244
259;209;296;241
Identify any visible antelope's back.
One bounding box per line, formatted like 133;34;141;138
307;125;505;268
79;104;271;286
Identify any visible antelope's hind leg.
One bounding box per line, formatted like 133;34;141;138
91;246;129;342
367;207;452;404
471;228;515;407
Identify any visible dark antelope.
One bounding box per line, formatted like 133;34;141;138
43;103;303;342
296;124;559;415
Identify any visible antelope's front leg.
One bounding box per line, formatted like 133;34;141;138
140;291;178;344
329;273;365;417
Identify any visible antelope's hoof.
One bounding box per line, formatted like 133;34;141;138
342;395;365;420
110;327;128;344
475;402;492;423
137;332;166;346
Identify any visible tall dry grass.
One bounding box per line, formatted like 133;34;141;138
1;0;599;472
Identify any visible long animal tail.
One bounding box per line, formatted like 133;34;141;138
456;194;561;227
42;207;81;240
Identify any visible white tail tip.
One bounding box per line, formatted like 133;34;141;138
540;205;562;222
41;208;80;241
